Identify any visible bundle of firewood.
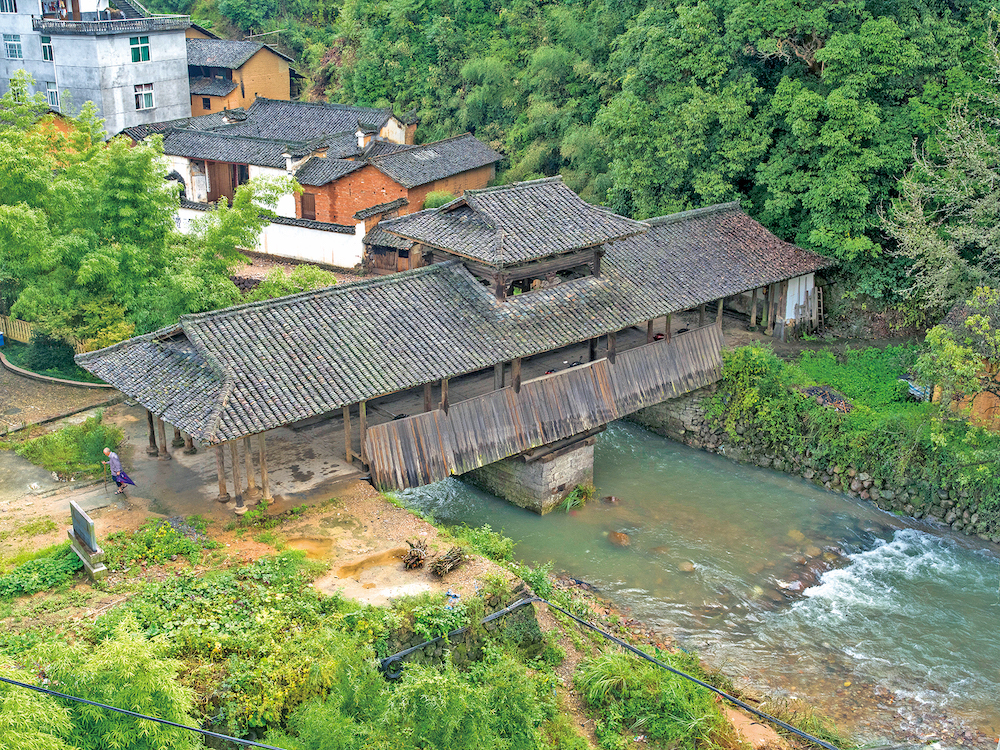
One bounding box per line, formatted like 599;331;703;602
402;539;427;570
429;546;465;577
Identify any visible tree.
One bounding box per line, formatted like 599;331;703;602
36;614;203;750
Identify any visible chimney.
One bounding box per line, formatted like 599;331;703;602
355;128;366;149
282;149;293;175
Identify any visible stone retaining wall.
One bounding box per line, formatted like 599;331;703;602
629;386;1000;544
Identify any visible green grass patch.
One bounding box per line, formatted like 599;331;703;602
2;414;123;479
0;339;102;383
0;518;58;542
797;345;918;408
104;516;219;570
445;523;515;562
0;542;81;599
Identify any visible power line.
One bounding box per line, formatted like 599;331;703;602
0;676;289;750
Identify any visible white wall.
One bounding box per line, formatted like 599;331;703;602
175;207;364;269
379;116;406;144
248;165;295;217
783;273;815;321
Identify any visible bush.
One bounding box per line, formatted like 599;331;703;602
447;523;515;561
9;414;123;479
0;543;81;599
104;516;218;570
0;665;74;749
422;190;456;209
577;649;732;750
24;331;76;373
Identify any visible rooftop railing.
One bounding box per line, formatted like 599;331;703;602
32;15;189;34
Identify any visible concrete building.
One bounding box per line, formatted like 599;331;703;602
1;0;191;134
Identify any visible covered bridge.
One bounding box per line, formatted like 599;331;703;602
77;178;832;512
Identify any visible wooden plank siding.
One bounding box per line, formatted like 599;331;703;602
364;324;724;491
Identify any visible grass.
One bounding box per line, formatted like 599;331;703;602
0;340;102;383
0;518;58;542
1;413;123;479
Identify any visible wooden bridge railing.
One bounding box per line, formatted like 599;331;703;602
364;324;724;491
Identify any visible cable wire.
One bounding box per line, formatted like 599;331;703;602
0;675;289;750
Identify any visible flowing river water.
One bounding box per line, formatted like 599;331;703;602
400;421;1000;748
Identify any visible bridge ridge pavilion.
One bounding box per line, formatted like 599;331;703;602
76;177;832;514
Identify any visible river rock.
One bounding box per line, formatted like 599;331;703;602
678;561;696;573
787;529;806;543
650;546;670;555
803;468;815;480
601;495;620;505
608;531;630;547
858;472;871;482
850;478;863;492
805;546;822;558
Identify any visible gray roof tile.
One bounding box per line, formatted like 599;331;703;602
354;197;408;220
217;97;392;141
160;128;290;168
380;177;647;267
188;77;238;97
295;157;366;186
368;133;501;188
186;39;295;69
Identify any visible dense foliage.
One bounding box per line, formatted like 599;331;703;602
3;414;124;479
164;0;1000;309
709;345;1000;530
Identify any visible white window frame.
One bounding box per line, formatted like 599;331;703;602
0;0;16;14
134;82;154;110
41;35;52;61
3;34;23;59
45;81;58;109
129;35;149;62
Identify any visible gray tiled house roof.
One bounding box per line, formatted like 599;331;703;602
368;133;501;188
186;39;295;69
217;98;393;141
78;200;832;443
295;158;366;186
363;224;412;249
380;177;647;267
188;77;238;97
355;197;409;221
160;128;291;169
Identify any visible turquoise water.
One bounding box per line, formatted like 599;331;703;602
401;421;1000;746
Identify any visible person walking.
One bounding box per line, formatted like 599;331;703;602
102;447;129;495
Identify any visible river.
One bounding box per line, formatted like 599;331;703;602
400;421;1000;748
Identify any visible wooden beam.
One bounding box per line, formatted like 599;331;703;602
243;436;260;501
156;417;171;460
608;331;617;364
765;283;776;335
423;382;433;412
343;405;352;463
588;338;597;362
440;378;449;414
749;287;759;327
229;441;244;509
698;304;706;328
716;298;724;327
494;362;504;390
593;246;605;276
359;401;368;465
666;313;672;342
512;358;522;393
215;444;229;503
646;320;654;343
258;433;271;501
493;273;507;300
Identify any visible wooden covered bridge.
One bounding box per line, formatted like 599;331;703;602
77;178;832;513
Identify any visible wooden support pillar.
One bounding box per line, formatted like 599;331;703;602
607;331;617;364
646;320;654;343
359;401;368;465
512;358;522;394
230;441;246;514
750;287;759;328
145;410;158;456
423;383;433;412
666;314;672;342
171;427;185;448
765;283;776;335
243;436;261;501
440;378;449;414
215;444;230;503
716;298;724;327
156;417;171;460
258;433;271;501
183;434;197;455
777;280;788;342
494;362;504;390
698;304;706;327
593;247;605;276
343;404;352;464
588;338;597;362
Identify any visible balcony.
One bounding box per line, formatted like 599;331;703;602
32;15;189;35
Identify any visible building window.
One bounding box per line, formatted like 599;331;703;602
129;35;149;62
0;0;16;13
301;192;316;220
45;81;58;108
134;82;154;110
3;34;23;59
41;35;52;61
201;97;210;110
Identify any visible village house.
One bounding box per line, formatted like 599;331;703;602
1;0;190;134
78;177;833;514
134;96;501;269
184;36;299;117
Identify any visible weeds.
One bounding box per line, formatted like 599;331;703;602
104;517;218;570
0;542;81;599
558;483;595;513
1;414;123;479
446;523;515;561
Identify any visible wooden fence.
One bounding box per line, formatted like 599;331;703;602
0;315;87;354
365;325;725;491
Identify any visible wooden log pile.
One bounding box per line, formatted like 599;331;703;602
429;547;465;577
402;539;427;570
